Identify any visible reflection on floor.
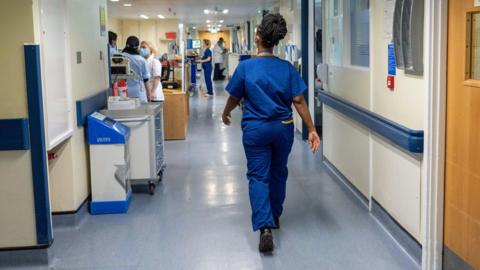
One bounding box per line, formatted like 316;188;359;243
4;82;418;270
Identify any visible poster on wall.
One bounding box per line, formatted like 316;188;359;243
99;6;106;37
384;0;395;39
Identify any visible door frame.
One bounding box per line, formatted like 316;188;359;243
422;0;448;269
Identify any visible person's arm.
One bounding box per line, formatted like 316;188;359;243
150;77;161;99
196;56;211;63
293;94;321;153
222;96;241;125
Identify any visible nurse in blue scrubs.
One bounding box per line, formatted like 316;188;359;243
196;39;214;97
122;36;151;103
222;13;321;253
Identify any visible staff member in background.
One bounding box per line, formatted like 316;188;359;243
213;37;227;80
108;31;118;56
140;41;164;102
122;36;151;103
222;13;321;253
196;39;213;97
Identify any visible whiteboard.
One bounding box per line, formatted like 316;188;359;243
39;0;74;150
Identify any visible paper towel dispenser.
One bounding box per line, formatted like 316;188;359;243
392;0;424;76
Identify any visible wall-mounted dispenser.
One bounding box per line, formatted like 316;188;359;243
392;0;424;76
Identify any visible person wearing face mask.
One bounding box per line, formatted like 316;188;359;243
122;36;151;103
140;41;164;102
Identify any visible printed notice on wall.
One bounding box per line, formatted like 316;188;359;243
384;0;395;39
475;0;480;7
99;6;106;37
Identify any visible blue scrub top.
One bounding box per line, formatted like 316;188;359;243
122;53;150;103
226;55;307;129
202;48;212;69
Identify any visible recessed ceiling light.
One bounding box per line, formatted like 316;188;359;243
140;14;149;19
110;0;119;2
218;24;222;27
204;9;209;14
123;3;132;7
206;20;211;23
223;9;229;14
207;24;211;27
219;20;224;23
192;26;196;30
158;14;165;19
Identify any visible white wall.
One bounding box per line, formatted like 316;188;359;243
322;0;426;241
49;0;109;212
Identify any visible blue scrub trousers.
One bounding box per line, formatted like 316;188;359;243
203;64;213;95
242;120;294;231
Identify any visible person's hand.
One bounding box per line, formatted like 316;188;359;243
308;130;321;153
149;94;155;102
222;112;231;126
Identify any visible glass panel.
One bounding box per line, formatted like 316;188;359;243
350;0;370;67
314;0;323;134
471;13;480;80
328;0;343;65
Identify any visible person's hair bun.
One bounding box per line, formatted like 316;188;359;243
258;13;287;48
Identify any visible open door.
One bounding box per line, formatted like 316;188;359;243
444;1;480;269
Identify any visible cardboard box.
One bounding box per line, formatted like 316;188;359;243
163;91;189;140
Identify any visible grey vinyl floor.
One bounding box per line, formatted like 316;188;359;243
2;82;418;270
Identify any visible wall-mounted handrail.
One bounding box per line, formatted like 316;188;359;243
317;90;424;154
0;119;30;151
76;90;108;127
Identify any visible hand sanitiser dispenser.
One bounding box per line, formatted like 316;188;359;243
87;112;132;215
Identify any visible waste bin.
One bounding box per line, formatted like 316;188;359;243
87;112;131;215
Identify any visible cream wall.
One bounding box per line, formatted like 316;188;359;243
49;0;109;212
108;18;179;55
0;0;40;248
322;0;426;241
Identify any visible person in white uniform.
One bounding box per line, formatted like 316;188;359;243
140;41;164;102
213;37;227;81
122;36;151;103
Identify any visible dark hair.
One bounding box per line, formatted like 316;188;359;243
108;31;117;44
257;13;287;48
123;36;140;55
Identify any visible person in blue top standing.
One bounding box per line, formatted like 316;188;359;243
222;13;321;253
196;39;214;97
122;36;151;103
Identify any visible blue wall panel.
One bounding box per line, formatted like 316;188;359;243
24;44;52;246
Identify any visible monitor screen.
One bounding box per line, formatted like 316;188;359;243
192;39;201;49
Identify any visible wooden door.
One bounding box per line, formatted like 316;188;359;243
445;1;480;269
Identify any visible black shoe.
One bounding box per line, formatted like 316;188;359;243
259;228;274;253
273;217;280;229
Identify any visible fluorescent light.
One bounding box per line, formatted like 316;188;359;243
206;20;211;23
123;3;132;7
140;14;149;19
223;9;229;14
157;14;165;19
219;20;224;23
204;9;209;14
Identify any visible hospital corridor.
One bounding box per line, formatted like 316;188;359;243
0;0;479;270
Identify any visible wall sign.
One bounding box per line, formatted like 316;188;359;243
99;6;106;37
388;43;397;76
475;0;480;7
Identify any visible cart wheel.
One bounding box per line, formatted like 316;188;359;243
148;183;156;195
